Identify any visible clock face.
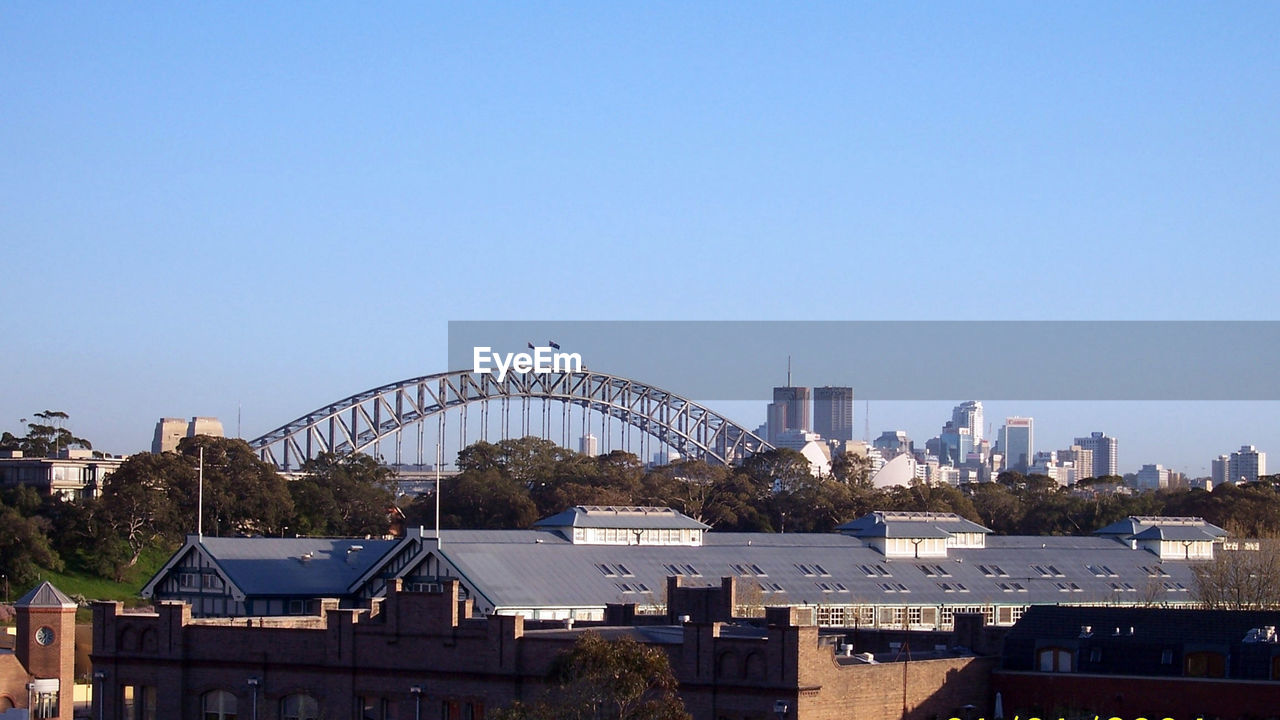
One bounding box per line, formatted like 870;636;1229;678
35;626;54;646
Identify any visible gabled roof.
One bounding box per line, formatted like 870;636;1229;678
1094;516;1226;540
836;511;990;537
1132;525;1222;542
142;535;401;599
534;506;709;530
855;521;951;539
14;581;76;609
428;530;1205;611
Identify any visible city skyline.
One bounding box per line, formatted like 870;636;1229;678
4;4;1279;476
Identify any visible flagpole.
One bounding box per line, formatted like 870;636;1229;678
198;447;204;540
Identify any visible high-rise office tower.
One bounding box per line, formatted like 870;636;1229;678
767;386;811;444
998;417;1034;473
939;423;974;467
813;386;854;442
1211;454;1230;486
951;401;984;444
1228;445;1267;484
1074;431;1118;479
578;434;599;456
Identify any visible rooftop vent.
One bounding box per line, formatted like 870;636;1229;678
299;552;313;564
1079;625;1092;638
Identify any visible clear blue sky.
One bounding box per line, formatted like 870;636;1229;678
3;3;1278;473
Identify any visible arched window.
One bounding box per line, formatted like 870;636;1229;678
1184;651;1226;678
745;652;765;679
1036;647;1073;672
281;694;319;720
202;690;237;720
717;651;739;678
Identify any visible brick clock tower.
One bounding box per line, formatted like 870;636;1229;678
14;582;77;720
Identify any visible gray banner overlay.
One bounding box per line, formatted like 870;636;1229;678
448;321;1280;400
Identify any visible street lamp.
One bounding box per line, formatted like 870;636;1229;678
247;677;260;720
773;700;789;720
410;685;423;720
93;671;106;720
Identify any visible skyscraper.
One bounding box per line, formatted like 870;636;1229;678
1074;431;1118;479
998;417;1034;473
813;386;854;442
767;386;811;444
1211;454;1230;486
578;434;598;456
1228;445;1266;484
950;401;984;444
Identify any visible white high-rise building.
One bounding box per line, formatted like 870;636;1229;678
578;434;599;457
1228;445;1267;484
1135;463;1169;491
1074;432;1118;479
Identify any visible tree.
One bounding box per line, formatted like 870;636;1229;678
290;452;396;536
0;502;63;587
415;467;539;530
173;436;294;537
98;451;191;569
1192;540;1280;609
830;451;872;487
491;632;691;720
1;410;93;457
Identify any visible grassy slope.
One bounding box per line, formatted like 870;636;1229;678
38;545;173;605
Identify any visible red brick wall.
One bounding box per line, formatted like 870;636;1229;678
995;670;1280;720
0;653;29;711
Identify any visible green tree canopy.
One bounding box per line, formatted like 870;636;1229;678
492;632;691;720
290;452;396;536
1;410;93;457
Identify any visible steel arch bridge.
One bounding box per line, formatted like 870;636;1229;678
248;370;772;470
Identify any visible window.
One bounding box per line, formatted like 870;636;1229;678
1161;649;1173;665
795;564;816;576
813;564;831;577
750;564;767;576
597;563;617;577
1037;647;1072;672
179;572;200;590
1089;648;1101;663
202;690;237;720
358;697;389;720
281;694;319;720
1184;652;1226;678
907;607;923;625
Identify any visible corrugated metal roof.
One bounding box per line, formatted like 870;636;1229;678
534;506;710;530
836;512;990;537
198;537;401;596
14;581;76;609
434;530;1205;610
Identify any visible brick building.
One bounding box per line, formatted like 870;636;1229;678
994;605;1280;720
92;577;995;720
0;582;78;719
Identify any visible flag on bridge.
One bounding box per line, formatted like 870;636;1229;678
549;340;561;349
527;342;535;349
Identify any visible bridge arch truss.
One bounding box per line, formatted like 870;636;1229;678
249;370;772;470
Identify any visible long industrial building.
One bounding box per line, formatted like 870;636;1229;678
142;507;1225;629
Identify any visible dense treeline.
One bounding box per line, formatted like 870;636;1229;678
8;420;1280;596
403;437;1280;540
1;417;396;588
